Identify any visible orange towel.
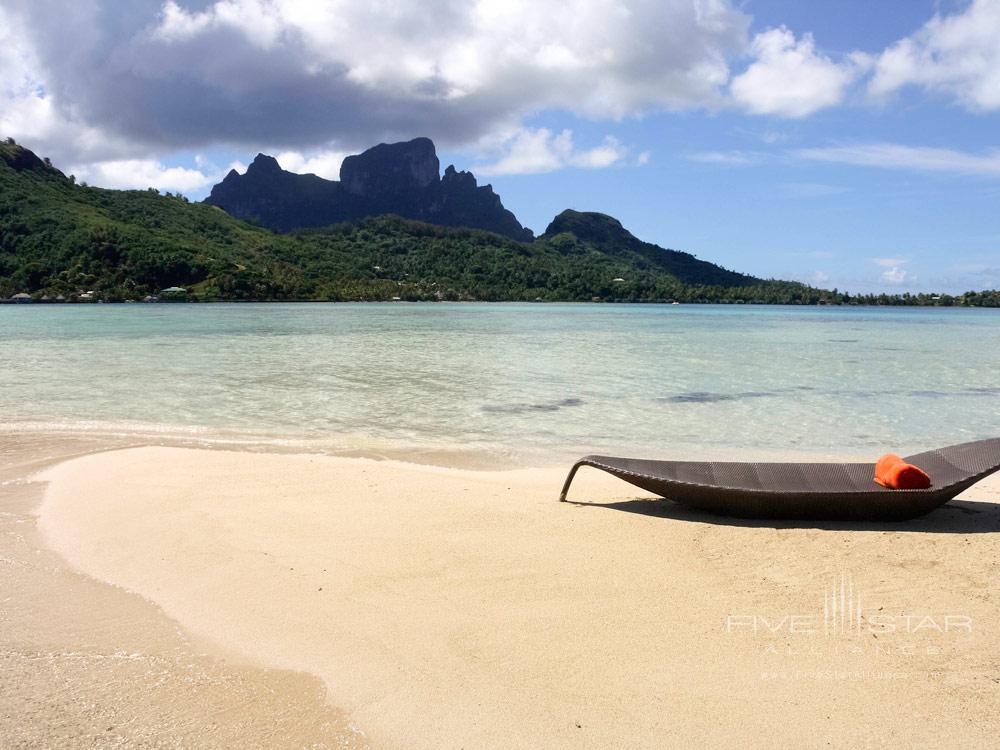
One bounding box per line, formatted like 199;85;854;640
875;453;931;489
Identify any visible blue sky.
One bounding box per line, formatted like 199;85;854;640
2;0;998;292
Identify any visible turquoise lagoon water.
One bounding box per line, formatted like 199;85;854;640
1;303;998;466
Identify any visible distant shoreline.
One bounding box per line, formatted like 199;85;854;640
4;298;1000;307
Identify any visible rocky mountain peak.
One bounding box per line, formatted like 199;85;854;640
442;164;478;191
205;137;533;240
246;153;282;175
340;137;439;198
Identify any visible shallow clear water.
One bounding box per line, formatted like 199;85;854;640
2;303;999;465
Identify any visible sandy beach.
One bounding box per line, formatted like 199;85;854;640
1;436;367;749
6;0;1000;745
6;443;997;748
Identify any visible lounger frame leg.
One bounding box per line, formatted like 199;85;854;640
559;460;589;502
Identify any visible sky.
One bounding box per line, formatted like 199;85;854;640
1;0;999;293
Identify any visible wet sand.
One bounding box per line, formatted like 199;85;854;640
23;444;1000;748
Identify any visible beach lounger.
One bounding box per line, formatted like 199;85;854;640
559;438;1000;521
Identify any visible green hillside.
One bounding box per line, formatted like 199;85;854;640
0;141;805;302
2;140;996;305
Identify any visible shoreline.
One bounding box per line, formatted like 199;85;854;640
0;423;881;473
21;440;1000;748
5;299;1000;307
0;432;369;748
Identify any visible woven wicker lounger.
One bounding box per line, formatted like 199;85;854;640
559;438;1000;521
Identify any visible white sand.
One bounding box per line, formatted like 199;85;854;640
1;434;365;749
37;446;1000;748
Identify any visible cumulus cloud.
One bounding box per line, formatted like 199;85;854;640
0;3;187;176
0;5;112;164
1;0;750;164
474;128;630;175
730;27;869;117
0;6;58;136
795;143;1000;176
0;6;40;115
869;0;1000;111
8;0;998;195
873;257;911;285
69;159;222;192
273;149;349;180
880;266;910;284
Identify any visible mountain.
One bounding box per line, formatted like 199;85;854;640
0;139;64;176
7;138;993;306
0;139;820;303
205;137;533;241
542;210;756;287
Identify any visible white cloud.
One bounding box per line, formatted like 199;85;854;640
475;128;630;175
873;257;911;285
0;6;73;155
9;0;1000;190
1;0;751;168
153;0;214;42
0;6;39;100
869;0;1000;111
687;150;766;165
880;266;910;284
273;149;348;180
730;27;868;117
154;0;289;48
570;136;628;169
0;5;153;167
70;159;221;193
795;143;1000;176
